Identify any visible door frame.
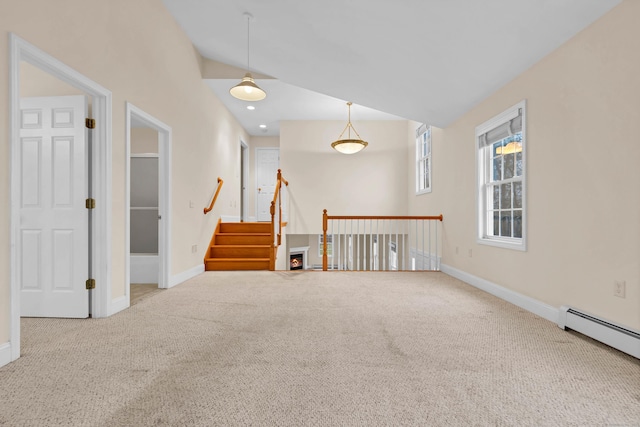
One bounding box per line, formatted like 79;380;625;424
125;102;172;297
255;147;279;221
240;139;249;222
9;34;113;362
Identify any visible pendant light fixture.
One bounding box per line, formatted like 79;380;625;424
331;102;368;154
230;12;266;101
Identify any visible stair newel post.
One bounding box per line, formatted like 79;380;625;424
322;209;328;271
277;169;282;246
270;200;276;270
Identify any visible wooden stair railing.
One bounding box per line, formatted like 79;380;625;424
269;169;289;270
203;171;289;271
203;177;223;214
322;210;444;271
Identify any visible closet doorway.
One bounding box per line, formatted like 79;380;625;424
125;103;172;306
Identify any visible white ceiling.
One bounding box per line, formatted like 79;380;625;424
163;0;621;136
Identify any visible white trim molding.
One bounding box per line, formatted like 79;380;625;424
0;343;11;368
110;296;129;316
170;265;205;289
441;264;559;323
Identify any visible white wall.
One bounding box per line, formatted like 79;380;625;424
280;120;409;235
408;1;640;330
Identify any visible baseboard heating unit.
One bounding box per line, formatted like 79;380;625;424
558;306;640;359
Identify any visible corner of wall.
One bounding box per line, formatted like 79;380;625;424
0;342;12;368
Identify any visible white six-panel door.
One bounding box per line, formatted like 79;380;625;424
19;95;89;318
256;148;279;222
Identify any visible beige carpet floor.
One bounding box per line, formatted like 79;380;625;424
130;283;163;306
1;271;639;426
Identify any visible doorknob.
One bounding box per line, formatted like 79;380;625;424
258;187;262;192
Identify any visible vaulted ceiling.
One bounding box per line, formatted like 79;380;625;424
162;0;621;136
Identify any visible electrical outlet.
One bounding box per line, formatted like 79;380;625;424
189;200;194;208
191;244;198;253
614;280;626;298
455;246;459;255
468;249;472;258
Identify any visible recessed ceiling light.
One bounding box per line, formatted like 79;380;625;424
247;105;255;110
259;124;267;128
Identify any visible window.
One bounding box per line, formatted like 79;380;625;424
476;101;526;250
416;124;431;194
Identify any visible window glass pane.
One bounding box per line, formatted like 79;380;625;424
492;185;500;209
424;162;430;189
514;182;522;209
500;211;512;237
492;156;502;182
516;151;523;177
504;153;515;179
500;183;512;209
492;211;500;236
513;210;522;238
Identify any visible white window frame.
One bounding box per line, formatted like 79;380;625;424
476;100;527;251
415;124;432;195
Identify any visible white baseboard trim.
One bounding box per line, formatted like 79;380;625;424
220;215;241;223
441;264;559;323
0;342;12;368
109;295;129;316
170;264;205;288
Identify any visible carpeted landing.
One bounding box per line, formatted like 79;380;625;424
1;271;639;426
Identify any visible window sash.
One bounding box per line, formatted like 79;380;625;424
476;101;526;250
416;126;431;193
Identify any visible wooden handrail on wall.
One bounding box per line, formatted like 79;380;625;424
203;177;224;214
269;169;289;270
322;210;444;271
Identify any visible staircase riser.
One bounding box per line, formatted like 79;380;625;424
205;260;270;271
220;223;271;234
210;247;270;258
216;235;272;245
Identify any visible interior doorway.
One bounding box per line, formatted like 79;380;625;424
9;34;113;363
256;147;279;222
125;103;172;305
240;140;249;222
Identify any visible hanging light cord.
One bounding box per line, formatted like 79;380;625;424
246;14;251;73
336;102;364;140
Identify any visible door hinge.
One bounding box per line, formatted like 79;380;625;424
85;118;96;129
86;279;96;290
86;198;96;209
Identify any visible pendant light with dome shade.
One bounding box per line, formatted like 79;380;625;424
331;102;368;154
229;12;266;102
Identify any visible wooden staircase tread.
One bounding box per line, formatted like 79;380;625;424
216;232;271;235
205;258;270;262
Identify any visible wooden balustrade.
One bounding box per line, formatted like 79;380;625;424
269;169;289;270
322;210;443;271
